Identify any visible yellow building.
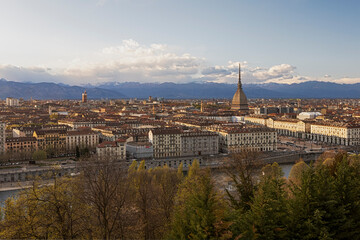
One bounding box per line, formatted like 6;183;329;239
33;129;67;155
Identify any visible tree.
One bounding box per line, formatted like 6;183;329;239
287;157;356;239
78;157;131;239
0;177;87;239
224;151;263;212
168;160;230;239
242;163;289;239
32;150;47;161
75;146;80;159
288;160;309;186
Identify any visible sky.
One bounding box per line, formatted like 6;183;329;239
0;0;359;85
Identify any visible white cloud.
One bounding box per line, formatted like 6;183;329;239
0;39;359;85
60;39;203;84
253;64;296;80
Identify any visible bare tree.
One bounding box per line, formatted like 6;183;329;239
223;150;263;211
77;155;130;239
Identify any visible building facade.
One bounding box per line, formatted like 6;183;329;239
126;142;153;159
0;123;5;154
149;129;182;159
33;129;67;155
96;139;126;160
6;97;20;107
5;137;38;157
82;90;87;103
180;131;219;157
207;125;277;153
66;128;99;152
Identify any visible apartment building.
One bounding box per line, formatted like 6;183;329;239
180;131;219;157
126;142;153;159
149;129;182;159
66;128;99;152
310;122;360;146
207;125;277;153
96;139;126;160
59;119;106;129
33;129;67;154
149;128;220;159
5;137;38;153
6;97;20;107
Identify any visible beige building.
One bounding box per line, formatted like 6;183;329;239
207;125;277;153
246;116;308;138
272;119;306;137
6;97;20;107
0;123;5;154
96;139;126;160
66;128;99;152
5;137;38;159
246;115;360;146
149;129;182;159
33;129;67;155
149;129;220;159
180;131;219;157
59;119;106;129
310;123;360;146
244;115;268;126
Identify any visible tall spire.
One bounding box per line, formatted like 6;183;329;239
238;63;242;89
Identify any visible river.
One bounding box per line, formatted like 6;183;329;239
0;189;20;207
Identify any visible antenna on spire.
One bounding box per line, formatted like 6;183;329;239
238;63;242;89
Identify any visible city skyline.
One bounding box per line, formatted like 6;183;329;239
0;0;359;85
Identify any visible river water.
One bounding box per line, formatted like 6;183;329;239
0;189;20;207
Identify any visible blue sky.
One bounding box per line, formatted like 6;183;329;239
0;0;359;85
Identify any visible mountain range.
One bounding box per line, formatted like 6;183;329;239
0;78;359;100
0;78;125;100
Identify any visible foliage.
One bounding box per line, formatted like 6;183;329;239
168;160;231;239
1;152;360;239
32;150;47;161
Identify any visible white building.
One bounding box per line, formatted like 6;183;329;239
298;112;321;120
6;97;19;107
126;142;153;159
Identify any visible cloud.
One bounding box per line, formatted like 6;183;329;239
252;64;296;80
0;39;359;85
0;65;69;83
60;39;204;84
200;62;299;84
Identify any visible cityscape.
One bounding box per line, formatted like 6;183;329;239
0;0;360;239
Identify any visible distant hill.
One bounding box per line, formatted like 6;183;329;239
96;81;360;99
0;78;359;100
0;79;126;100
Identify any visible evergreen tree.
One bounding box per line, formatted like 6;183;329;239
241;163;289;240
288;159;352;239
168;160;230;240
